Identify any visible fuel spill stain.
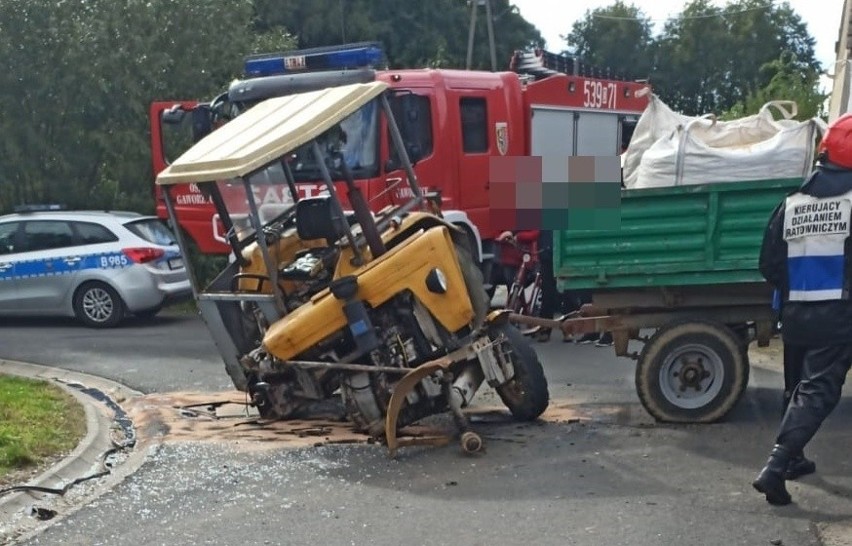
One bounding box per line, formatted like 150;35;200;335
121;390;652;453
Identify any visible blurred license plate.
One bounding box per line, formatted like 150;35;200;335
168;257;183;269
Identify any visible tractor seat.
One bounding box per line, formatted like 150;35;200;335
295;196;353;246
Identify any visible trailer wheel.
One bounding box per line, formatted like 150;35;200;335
490;323;549;420
635;321;749;423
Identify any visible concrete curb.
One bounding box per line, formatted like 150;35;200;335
0;360;150;543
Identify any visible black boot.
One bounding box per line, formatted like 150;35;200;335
752;444;793;505
785;453;816;480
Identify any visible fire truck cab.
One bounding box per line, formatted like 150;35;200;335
150;43;650;283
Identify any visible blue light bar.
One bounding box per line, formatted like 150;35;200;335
13;203;67;213
244;43;385;78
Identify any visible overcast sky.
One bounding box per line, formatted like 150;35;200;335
511;0;844;74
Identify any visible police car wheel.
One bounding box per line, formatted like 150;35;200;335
635;320;749;424
73;282;125;329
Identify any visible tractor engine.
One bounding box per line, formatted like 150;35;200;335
339;295;456;434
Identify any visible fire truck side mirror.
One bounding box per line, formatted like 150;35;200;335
161;105;186;124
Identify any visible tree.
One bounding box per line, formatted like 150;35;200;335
651;0;819;116
650;0;732;115
721;53;827;121
0;0;545;216
252;0;542;69
0;0;295;214
564;1;654;80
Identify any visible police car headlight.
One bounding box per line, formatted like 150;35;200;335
426;268;448;294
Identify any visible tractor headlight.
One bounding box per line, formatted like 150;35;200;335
426;268;448;294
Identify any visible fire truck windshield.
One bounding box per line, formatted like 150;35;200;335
286;99;379;181
160;96;379;186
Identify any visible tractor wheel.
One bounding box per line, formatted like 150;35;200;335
489;323;549;420
455;243;489;329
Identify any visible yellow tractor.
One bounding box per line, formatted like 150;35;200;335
155;81;549;456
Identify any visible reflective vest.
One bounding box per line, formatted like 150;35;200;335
783;190;852;301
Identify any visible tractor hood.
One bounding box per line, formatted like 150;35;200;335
155;81;388;186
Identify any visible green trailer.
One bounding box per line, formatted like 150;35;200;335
511;177;802;424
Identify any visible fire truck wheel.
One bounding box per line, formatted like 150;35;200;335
635;320;749;424
490;323;549;421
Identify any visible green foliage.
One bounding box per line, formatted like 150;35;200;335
721;53;827;121
566;1;654;80
253;0;542;69
562;0;820;117
0;375;85;478
651;0;819;115
0;0;295;215
0;0;822;226
651;0;732;114
185;236;230;289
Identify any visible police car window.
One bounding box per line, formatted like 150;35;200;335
460;97;488;153
124;219;176;246
20;221;75;252
0;222;19;255
72;222;118;244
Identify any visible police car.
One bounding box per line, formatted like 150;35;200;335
0;206;192;328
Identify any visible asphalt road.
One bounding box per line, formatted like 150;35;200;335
0;312;231;394
2;312;852;545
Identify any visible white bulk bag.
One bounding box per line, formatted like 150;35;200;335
622;95;827;189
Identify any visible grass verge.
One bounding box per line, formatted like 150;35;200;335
0;374;86;482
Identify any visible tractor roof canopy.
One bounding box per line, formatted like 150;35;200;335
155;81;388;186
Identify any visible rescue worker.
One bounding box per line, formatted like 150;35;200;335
752;113;852;505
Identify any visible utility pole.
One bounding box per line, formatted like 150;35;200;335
829;0;852;121
465;0;497;71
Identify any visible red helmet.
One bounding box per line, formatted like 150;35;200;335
819;113;852;169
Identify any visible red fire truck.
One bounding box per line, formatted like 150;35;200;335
149;42;650;281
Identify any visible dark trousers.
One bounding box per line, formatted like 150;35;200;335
776;343;852;455
782;343;807;411
538;249;557;319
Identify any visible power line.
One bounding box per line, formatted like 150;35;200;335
590;2;774;22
